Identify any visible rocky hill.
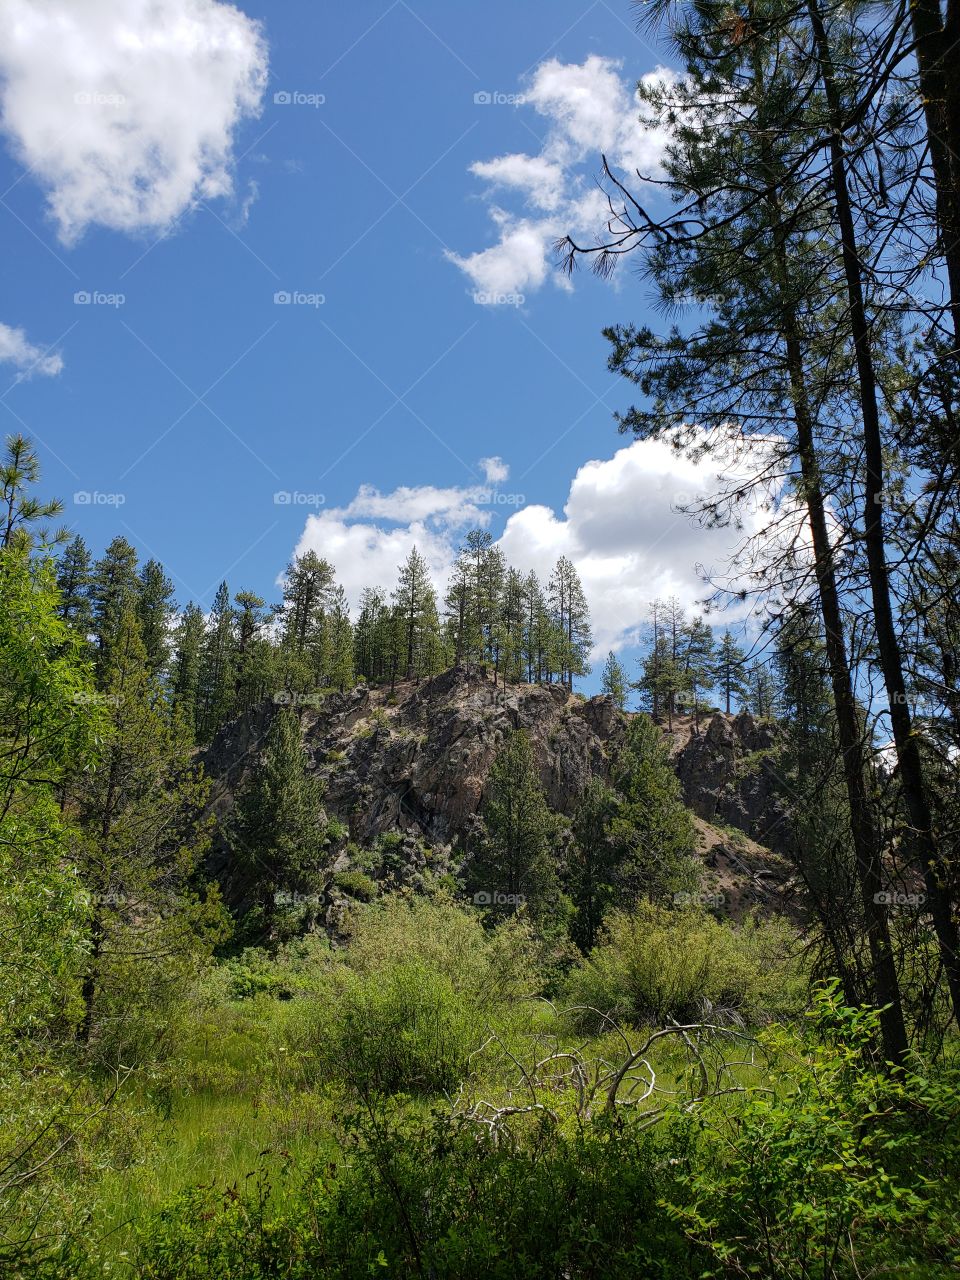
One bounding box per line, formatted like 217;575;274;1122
202;664;795;922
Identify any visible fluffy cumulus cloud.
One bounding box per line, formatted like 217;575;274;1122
291;436;782;657
0;0;268;244
0;321;63;378
448;56;677;303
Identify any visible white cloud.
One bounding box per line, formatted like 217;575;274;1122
479;456;509;484
448;56;678;303
291;433;783;655
0;321;63;378
0;0;268;244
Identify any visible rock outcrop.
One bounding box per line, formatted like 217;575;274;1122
201;666;795;917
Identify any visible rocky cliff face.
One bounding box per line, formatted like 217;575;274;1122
673;711;792;856
201;665;794;917
204;665;627;849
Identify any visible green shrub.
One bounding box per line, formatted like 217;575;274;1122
564;903;803;1030
294;895;538;1096
331;870;377;901
667;987;960;1277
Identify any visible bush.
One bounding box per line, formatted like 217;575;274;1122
667;987;960;1277
564;903;803;1030
331;870;377;901
294;895;538;1096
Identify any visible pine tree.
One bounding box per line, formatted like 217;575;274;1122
354;587;390;682
136;558;176;680
171;602;206;737
715;630;749;714
72;609;221;1045
326;585;354;692
280;551;335;687
90;537;139;676
683;616;716;731
233;590;271;712
0;433;65;552
471;728;560;922
197;582;236;741
56;534;94;637
392;547;440;681
609;715;698;905
548;556;592;689
600;651;629;709
225;707;328;935
569;779;620;951
498;567;528;686
746;662;780;720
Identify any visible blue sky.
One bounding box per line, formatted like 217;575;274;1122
0;0;771;680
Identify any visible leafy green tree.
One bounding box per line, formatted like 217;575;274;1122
0;547;100;1046
601;651;629;709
